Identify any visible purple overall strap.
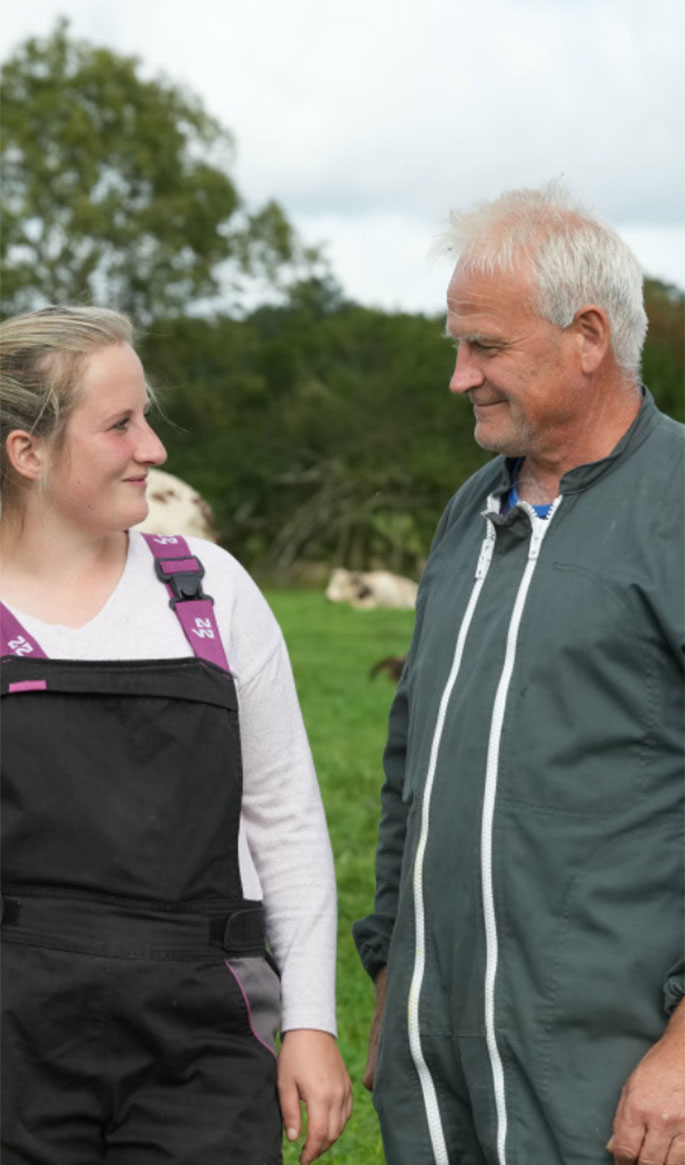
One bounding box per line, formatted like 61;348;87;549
0;602;48;660
142;534;230;672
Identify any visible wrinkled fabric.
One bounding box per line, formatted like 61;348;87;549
2;651;282;1163
355;392;685;1163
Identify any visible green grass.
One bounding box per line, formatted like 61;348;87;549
265;589;415;1164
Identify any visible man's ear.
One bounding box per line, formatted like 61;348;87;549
573;304;611;374
5;430;48;482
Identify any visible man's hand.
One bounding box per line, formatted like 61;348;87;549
363;965;387;1092
607;999;685;1164
277;1028;353;1164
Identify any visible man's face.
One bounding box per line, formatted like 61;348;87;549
446;262;583;461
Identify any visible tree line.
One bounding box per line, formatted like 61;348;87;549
2;24;683;576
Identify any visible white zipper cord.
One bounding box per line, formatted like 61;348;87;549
408;517;497;1163
481;499;561;1165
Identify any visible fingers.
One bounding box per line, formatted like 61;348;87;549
638;1124;684;1165
665;1133;685;1165
607;1127;645;1164
608;1008;685;1165
299;1075;353;1164
277;1029;353;1164
277;1074;302;1148
608;1128;685;1164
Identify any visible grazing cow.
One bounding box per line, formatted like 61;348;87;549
134;468;218;542
325;568;418;610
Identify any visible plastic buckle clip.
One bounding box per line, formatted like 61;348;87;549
154;555;212;608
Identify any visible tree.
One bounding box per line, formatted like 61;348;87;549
140;294;492;575
140;276;684;576
0;21;304;321
642;278;684;423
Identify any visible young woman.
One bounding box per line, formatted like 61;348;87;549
0;305;352;1165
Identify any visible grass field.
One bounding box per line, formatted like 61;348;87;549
265;589;416;1164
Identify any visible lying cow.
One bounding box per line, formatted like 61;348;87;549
326;568;418;610
134;468;218;542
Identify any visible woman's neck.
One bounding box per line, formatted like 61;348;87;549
0;511;129;627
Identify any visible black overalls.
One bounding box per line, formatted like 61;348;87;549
1;536;283;1164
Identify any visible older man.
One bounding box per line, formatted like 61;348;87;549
354;184;684;1165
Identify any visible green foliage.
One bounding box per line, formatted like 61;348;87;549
142;290;493;575
2;25;681;574
142;276;683;577
0;21;301;321
266;589;415;1163
642;279;684;422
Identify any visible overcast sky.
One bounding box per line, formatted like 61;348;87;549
2;0;684;312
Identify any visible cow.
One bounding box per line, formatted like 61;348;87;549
325;568;418;610
134;468;218;542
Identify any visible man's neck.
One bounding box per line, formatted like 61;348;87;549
516;379;642;503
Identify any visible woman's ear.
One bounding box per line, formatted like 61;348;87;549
5;430;48;483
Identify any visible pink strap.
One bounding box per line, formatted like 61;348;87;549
0;603;48;660
142;534;230;672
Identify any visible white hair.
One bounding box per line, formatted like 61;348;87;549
435;180;647;379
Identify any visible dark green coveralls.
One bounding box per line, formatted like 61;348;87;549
354;391;684;1164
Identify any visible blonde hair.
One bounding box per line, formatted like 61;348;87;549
0;305;141;510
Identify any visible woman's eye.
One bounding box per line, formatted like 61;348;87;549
111;418;129;431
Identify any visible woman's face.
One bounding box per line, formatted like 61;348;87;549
44;343;167;537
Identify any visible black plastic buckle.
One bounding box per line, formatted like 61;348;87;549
154;555;212;608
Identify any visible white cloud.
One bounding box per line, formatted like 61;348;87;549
2;0;683;308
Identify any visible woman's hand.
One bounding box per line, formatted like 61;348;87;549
277;1028;353;1163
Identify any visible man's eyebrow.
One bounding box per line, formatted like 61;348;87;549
442;326;505;345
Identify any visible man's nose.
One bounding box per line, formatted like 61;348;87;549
449;345;485;395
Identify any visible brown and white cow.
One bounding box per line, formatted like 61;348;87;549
325;568;418;610
134;469;218;542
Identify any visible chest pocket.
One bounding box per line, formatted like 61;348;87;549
1;655;244;901
498;561;683;817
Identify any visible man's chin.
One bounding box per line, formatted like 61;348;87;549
474;426;525;458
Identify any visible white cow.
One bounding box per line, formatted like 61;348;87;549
325;568;418;610
134;468;218;542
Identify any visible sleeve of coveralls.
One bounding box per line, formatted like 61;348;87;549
352;676;412;980
351;500;454;981
663;957;685;1015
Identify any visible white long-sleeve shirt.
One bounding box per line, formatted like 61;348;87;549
6;531;337;1035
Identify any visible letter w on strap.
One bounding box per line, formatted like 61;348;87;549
142;534;230;673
